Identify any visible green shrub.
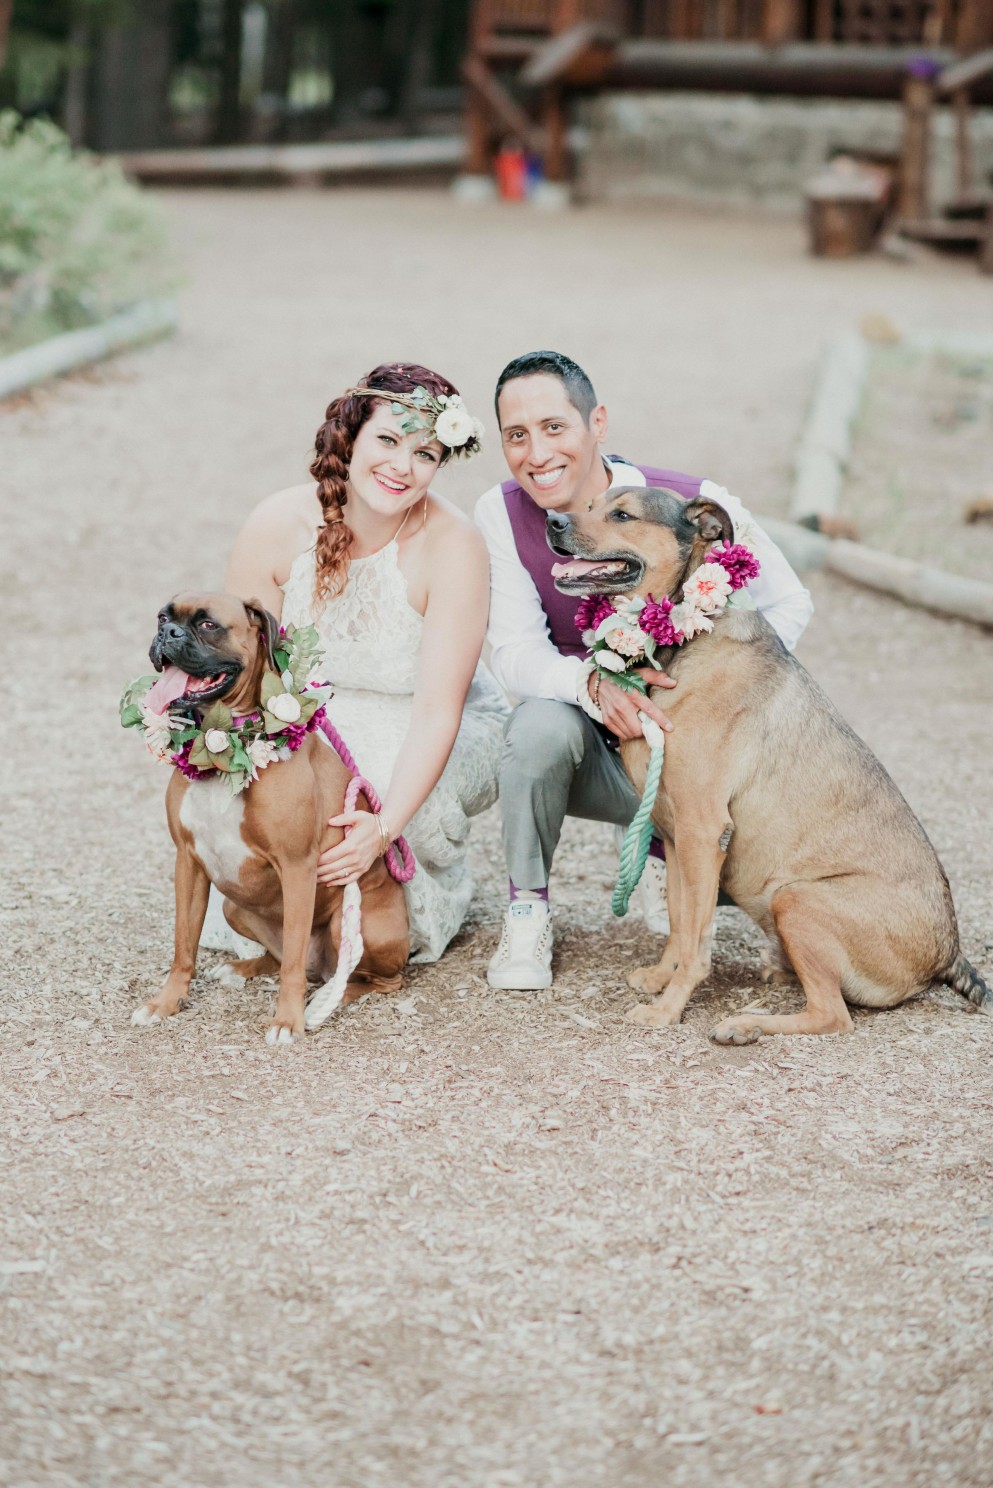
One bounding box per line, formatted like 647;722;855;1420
0;110;176;355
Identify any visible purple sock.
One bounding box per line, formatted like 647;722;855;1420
509;880;549;903
648;837;666;862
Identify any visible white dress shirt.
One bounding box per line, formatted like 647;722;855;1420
474;458;814;706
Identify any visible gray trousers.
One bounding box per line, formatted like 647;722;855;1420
500;699;641;890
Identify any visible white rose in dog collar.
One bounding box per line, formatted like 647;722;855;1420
268;692;302;723
204;728;230;754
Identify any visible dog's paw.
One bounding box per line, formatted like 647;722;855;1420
206;964;246;990
627;964;672;996
265;1023;301;1047
131;1005;164;1027
710;1018;763;1046
759;965;798;988
626;1001;680;1028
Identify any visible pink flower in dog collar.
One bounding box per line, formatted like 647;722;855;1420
706;541;760;590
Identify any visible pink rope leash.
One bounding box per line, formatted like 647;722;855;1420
318;714;416;884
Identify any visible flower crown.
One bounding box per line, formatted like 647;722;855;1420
345;384;484;459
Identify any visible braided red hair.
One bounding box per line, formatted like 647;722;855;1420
310;363;459;604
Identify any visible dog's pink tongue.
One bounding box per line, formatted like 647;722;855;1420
551;559;611;578
145;666;191;713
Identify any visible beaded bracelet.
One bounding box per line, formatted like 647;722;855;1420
576;658;605;725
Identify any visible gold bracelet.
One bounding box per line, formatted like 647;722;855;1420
375;813;391;857
591;671;602;710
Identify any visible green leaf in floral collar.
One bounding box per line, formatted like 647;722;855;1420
601;669;648;695
229;738;253;773
120;675;159;726
189;733;232;771
260;670;284;706
201;700;233;732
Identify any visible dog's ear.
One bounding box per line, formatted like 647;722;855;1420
244;600;280;670
684;496;734;547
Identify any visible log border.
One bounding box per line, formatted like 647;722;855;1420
0;299;179;401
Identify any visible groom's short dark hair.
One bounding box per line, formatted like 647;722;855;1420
495;351;598;425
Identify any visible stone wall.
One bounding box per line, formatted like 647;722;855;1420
577;93;993;212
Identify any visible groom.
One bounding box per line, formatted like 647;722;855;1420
474;350;814;991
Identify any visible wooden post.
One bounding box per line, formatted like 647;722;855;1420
981;202;993;275
464;0;493;175
761;0;798;44
545;0;580;182
898;73;933;222
813;0;834;42
951;86;974;200
543;85;567;179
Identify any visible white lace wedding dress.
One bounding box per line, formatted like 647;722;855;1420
201;537;504;965
281;539;507;959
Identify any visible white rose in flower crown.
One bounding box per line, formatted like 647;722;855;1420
681;563;732;614
596;649;627;673
248;737;279;769
434;403;475;448
268;692;302;723
204;728;230;754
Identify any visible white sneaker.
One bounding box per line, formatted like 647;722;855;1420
614;826;669;935
487;899;553;990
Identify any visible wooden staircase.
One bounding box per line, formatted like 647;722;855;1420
897;48;993;271
463;1;627;183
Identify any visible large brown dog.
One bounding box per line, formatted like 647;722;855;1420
548;488;992;1042
130;594;408;1043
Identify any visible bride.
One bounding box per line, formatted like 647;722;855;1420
217;361;508;962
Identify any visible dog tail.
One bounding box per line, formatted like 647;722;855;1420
942;954;993;1012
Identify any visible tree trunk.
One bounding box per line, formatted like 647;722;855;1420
63;22;90;147
0;0;13;72
215;0;244;144
399;0;441;132
88;0;174;151
379;0;415;120
328;0;368;126
262;0;296;138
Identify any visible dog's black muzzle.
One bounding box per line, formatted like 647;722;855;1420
149;618;243;706
545;512;645;594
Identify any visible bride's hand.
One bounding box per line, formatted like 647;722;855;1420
318;812;384;886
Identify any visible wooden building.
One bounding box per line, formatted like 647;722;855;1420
463;0;993;261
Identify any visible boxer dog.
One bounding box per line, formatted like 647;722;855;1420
130;594;408;1044
548;488;992;1042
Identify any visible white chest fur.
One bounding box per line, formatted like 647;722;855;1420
179;778;251;888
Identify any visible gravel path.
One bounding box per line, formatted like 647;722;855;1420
2;190;991;1488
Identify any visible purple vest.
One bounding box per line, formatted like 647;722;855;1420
502;462;703;657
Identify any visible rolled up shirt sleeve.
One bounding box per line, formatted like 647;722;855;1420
475;486;587;704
